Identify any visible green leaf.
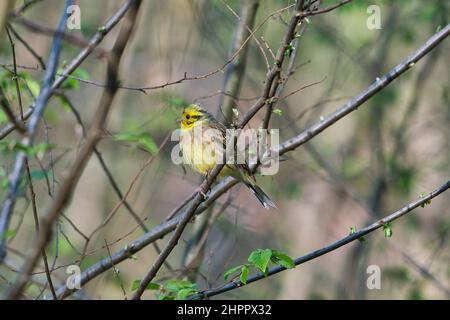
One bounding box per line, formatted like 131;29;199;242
113;131;157;154
131;279;160;291
270;250;295;269
73;68;90;81
30;169;49;181
25;79;40;97
272;108;283;116
240;265;250;284
419;193;431;208
223;265;243;281
383;223;393;238
12;142;31;154
35;143;55;159
5;229;16;239
146;282;160;290
177;288;197;300
113;132;137;141
248;249;272;274
1;177;9;189
58;96;72;112
349;226;365;242
58;67;89;91
0;110;7;124
163;279;196;293
138;133;158;154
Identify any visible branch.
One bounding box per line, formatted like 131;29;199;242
0;0;136;141
3;0;143;300
275;23;450;156
0;85;26;133
129;0;313;300
301;0;352;18
55;22;450;299
0;0;137;261
190;180;450;299
0;0;70;263
11;16;107;58
217;0;261;122
130;162;227;299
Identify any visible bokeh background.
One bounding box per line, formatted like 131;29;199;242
0;0;449;299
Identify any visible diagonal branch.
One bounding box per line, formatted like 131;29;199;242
217;0;261;122
3;0;143;300
55;16;450;301
129;0;314;300
0;0;70;263
190;180;450;299
0;0;137;260
0;0;136;141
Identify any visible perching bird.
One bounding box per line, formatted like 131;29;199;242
178;104;276;209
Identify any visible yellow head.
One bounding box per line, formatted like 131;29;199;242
179;104;212;130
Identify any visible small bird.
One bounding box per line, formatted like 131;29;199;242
178;104;276;209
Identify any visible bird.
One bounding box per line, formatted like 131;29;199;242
178;104;276;209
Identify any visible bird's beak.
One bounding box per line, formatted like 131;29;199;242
176;118;182;124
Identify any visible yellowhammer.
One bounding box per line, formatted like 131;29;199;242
178;104;276;209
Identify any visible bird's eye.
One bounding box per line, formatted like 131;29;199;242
186;115;190;119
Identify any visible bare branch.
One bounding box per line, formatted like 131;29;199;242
3;0;143;300
55;15;450;302
0;0;71;263
190;180;450;299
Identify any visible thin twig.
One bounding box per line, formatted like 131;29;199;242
4;0;143;300
54;22;450;300
0;0;71;263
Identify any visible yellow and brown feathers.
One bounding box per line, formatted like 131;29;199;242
179;104;276;209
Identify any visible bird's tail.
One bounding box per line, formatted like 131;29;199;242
244;180;277;210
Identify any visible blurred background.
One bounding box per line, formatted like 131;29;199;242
0;0;449;299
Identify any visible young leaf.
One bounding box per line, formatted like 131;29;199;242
419;192;431;208
58;96;72;112
113;131;157;154
383;223;393;238
30;169;49;181
271;250;295;269
163;279;196;293
5;229;16;239
131;279;141;291
73;68;90;81
25;79;40;97
240;265;250;284
138;133;158;154
349;226;365;242
223;265;243;281
131;280;160;291
177;288;197;300
1;177;9;189
248;249;272;274
272;108;283;116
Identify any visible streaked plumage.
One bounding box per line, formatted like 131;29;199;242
179;104;276;209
